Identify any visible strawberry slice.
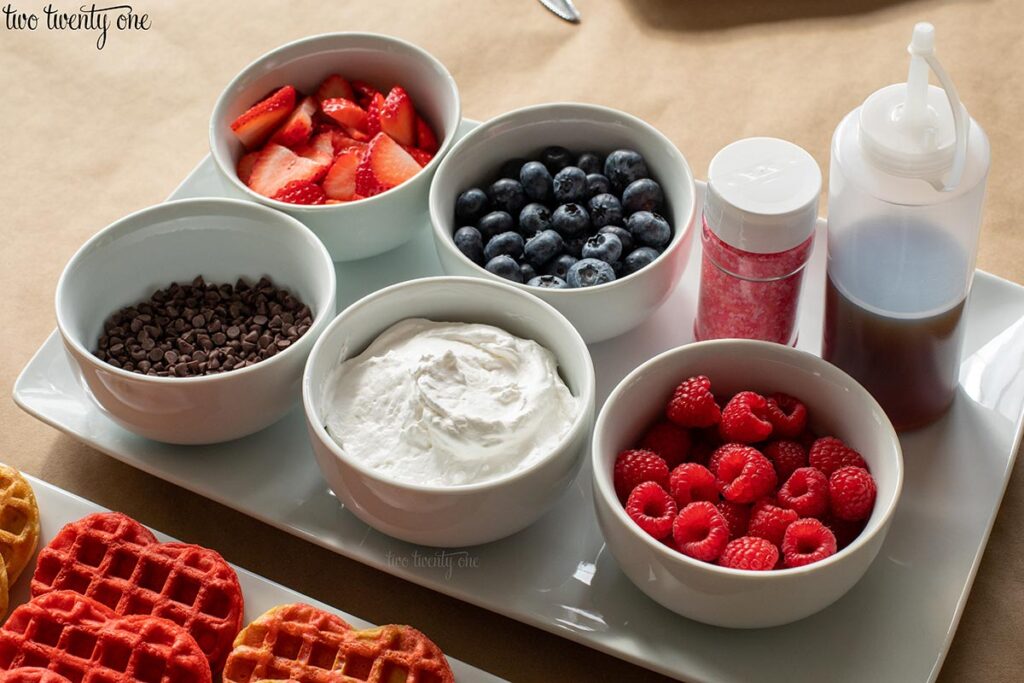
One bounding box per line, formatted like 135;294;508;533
351;80;381;108
416;116;439;153
322;150;362;201
272;179;327;205
327;128;368;156
269;96;317;148
294;131;335;173
230;86;297;149
321;98;369;136
355;132;422;197
403;145;434;167
365;92;385;138
247;143;324;197
315;74;354;103
236;151;260;184
379;86;416;147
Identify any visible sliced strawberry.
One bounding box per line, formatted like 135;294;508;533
236;151;260;184
269;96;316;148
321;98;369;136
365;92;385;138
247;143;323;197
230;86;297;149
355;132;422;197
416;116;439;153
351;80;381;108
322;150;362;201
315;74;354;103
327;128;368;156
272;179;327;205
293;131;335;175
403;145;434;167
379;86;416;147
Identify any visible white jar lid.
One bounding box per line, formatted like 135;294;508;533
705;137;821;254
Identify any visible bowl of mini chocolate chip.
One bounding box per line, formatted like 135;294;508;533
55;197;336;444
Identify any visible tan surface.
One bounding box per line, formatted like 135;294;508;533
2;1;1022;680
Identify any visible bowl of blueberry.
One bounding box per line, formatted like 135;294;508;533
428;103;697;343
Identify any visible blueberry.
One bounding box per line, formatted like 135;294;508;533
455;188;489;224
604;149;649;193
453;226;485;265
588;193;624;229
519;161;553;203
598;225;634;253
610;260;624;276
627;211;672;248
564;236;587;258
567;258;616;288
523;229;565;268
484;231;525;261
544;254;578;280
541;146;573;173
622;246;660;275
485;255;523;283
577;152;604;175
550;203;590;237
582;232;623;264
519;263;538;282
498;158;527;181
488;178;527;216
518;202;551;237
477;210;514;241
553;166;588;204
622;178;664;214
527;275;569;289
585;173;612;198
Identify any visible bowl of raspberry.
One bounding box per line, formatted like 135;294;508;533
591;339;903;628
210;32;461;262
428;102;697;343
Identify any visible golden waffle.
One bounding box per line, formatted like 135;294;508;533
0;558;8;621
0;465;40;584
223;603;454;683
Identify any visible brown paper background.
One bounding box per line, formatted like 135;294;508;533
2;1;1022;680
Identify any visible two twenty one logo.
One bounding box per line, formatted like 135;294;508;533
2;3;151;50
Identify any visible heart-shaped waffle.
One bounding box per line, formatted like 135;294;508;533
0;590;212;682
223;603;454;683
0;465;41;585
30;513;243;672
0;667;73;682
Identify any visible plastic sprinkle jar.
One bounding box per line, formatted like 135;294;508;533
694;137;821;345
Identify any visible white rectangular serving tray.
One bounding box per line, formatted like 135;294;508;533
14;120;1024;682
9;470;504;682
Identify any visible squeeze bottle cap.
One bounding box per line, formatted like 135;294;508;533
857;22;969;191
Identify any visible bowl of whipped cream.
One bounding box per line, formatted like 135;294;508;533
302;276;596;546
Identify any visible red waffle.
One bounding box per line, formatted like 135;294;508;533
30;513;243;672
0;668;73;682
223;603;454;683
0;591;211;682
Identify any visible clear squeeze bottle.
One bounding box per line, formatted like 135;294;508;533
823;22;990;431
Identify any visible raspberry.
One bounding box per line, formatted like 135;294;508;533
828;466;877;521
763;440;808;481
747;498;799;546
671;501;730;562
823;515;867;550
777;467;830;518
688;428;723;467
808;436;867;476
708;442;746;475
666;376;721;428
613;449;670;502
714;445;777;503
668;463;718;506
718;536;779;571
638;420;691;467
717;500;751;539
781;518;837;568
764;393;808;438
719;391;773;443
625;481;678;540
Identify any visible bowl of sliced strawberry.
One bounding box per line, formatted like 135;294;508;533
210;33;461;262
591;339;903;628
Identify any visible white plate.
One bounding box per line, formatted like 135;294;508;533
7;471;504;682
14;120;1024;682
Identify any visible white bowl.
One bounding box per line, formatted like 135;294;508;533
592;340;903;628
429;102;697;343
210;32;461;262
55;198;337;445
302;276;596;546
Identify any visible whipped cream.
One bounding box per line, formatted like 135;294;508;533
322;318;579;487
